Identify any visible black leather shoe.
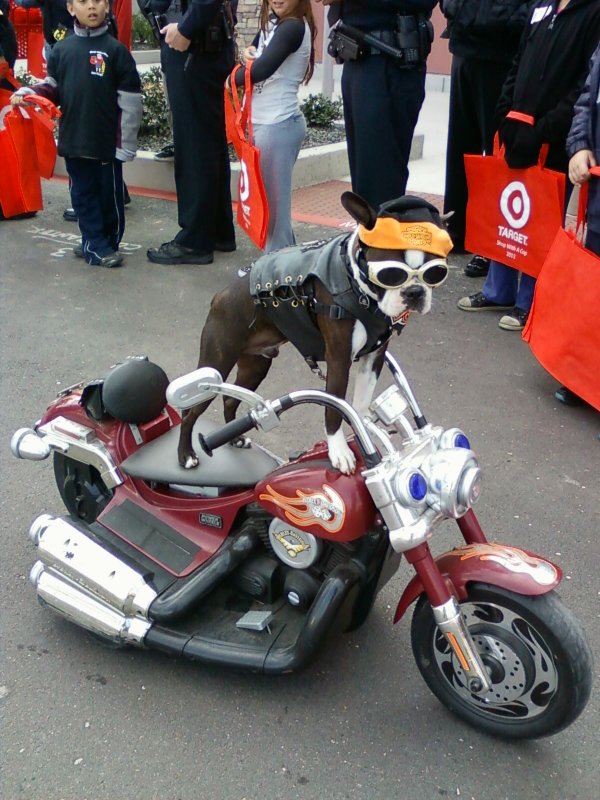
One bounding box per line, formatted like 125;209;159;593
464;255;490;278
63;207;78;222
147;240;213;265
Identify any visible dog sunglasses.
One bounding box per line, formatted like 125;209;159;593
366;257;449;289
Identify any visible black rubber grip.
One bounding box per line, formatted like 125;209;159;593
197;413;256;456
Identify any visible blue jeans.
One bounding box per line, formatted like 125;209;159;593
253;113;306;253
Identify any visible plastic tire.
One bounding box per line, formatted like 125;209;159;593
410;583;593;739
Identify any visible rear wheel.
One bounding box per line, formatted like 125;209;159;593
410;583;593;739
53;453;113;523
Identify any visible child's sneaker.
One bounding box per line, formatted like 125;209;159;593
498;307;529;331
457;292;512;311
154;143;175;161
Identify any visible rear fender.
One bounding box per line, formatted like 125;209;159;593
394;542;562;623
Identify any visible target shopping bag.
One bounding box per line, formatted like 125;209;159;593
464;128;565;278
523;172;600;411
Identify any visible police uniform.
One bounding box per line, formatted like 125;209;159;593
329;0;437;210
149;0;236;259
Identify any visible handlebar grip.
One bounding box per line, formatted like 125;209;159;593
197;412;256;456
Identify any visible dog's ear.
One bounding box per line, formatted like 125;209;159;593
340;192;378;230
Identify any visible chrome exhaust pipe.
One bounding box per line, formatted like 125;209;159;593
30;562;151;645
29;514;157;617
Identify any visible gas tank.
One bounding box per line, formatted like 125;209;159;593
255;458;377;542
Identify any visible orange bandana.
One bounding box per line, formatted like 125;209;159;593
358;218;453;257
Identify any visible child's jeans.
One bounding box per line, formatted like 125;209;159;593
65;157;125;264
253;113;306;253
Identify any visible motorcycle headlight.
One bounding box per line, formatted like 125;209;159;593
421;448;482;518
393;468;428;508
439;427;471;451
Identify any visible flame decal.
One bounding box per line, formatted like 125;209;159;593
259;484;346;533
449;543;558;586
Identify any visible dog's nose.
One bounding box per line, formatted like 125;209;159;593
403;285;425;301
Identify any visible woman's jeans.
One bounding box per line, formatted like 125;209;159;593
482;181;574;312
253;113;306;253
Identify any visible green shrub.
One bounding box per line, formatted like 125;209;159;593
139;66;170;139
132;12;159;47
300;93;343;128
14;70;35;87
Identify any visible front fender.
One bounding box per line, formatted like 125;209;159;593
394;542;562;623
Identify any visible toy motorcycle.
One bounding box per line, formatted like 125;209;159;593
11;352;593;739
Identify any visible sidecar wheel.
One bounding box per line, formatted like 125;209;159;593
410;583;593;739
53;453;113;523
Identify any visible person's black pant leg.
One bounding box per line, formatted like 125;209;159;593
342;56;426;209
444;56;511;246
100;159;125;252
165;46;234;253
66;157;109;263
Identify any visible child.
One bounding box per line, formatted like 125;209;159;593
229;0;316;252
12;0;142;267
554;42;600;408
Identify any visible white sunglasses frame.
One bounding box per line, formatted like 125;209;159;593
367;257;449;289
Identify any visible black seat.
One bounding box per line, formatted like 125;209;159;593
121;417;280;487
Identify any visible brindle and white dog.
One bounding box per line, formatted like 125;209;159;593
177;192;452;474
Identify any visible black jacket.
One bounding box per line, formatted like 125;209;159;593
496;0;600;172
441;1;534;63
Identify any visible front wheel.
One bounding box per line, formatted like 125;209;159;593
410;583;593;739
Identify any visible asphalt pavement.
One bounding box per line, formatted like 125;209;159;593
1;178;599;800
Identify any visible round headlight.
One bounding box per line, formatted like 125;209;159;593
439;427;471;451
394;468;428;507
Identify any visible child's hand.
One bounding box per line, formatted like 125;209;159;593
10;92;32;106
569;149;597;185
242;46;256;63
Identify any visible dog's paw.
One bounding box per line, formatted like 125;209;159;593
231;436;251;449
327;429;356;475
180;451;199;469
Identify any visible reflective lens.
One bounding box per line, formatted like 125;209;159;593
368;259;449;289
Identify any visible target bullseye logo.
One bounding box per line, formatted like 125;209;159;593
239;161;250;202
500;181;531;229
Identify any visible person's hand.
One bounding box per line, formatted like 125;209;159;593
161;23;191;52
10;92;32;106
500;117;542;169
569;149;596;185
242;45;256;63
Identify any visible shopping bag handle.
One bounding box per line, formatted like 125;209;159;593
494;110;549;168
244;64;254;142
576;165;600;236
228;64;246;125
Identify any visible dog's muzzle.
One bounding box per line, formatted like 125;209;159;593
366;257;449;289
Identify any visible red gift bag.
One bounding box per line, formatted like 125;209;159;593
234;66;269;250
0;68;60;217
523;171;600;411
464;123;565;278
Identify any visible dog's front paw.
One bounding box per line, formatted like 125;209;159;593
179;449;199;469
327;429;356;475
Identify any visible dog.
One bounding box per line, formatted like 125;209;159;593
177;191;452;475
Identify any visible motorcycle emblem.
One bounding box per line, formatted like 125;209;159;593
272;529;311;558
259;484;346;533
450;543;558;586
